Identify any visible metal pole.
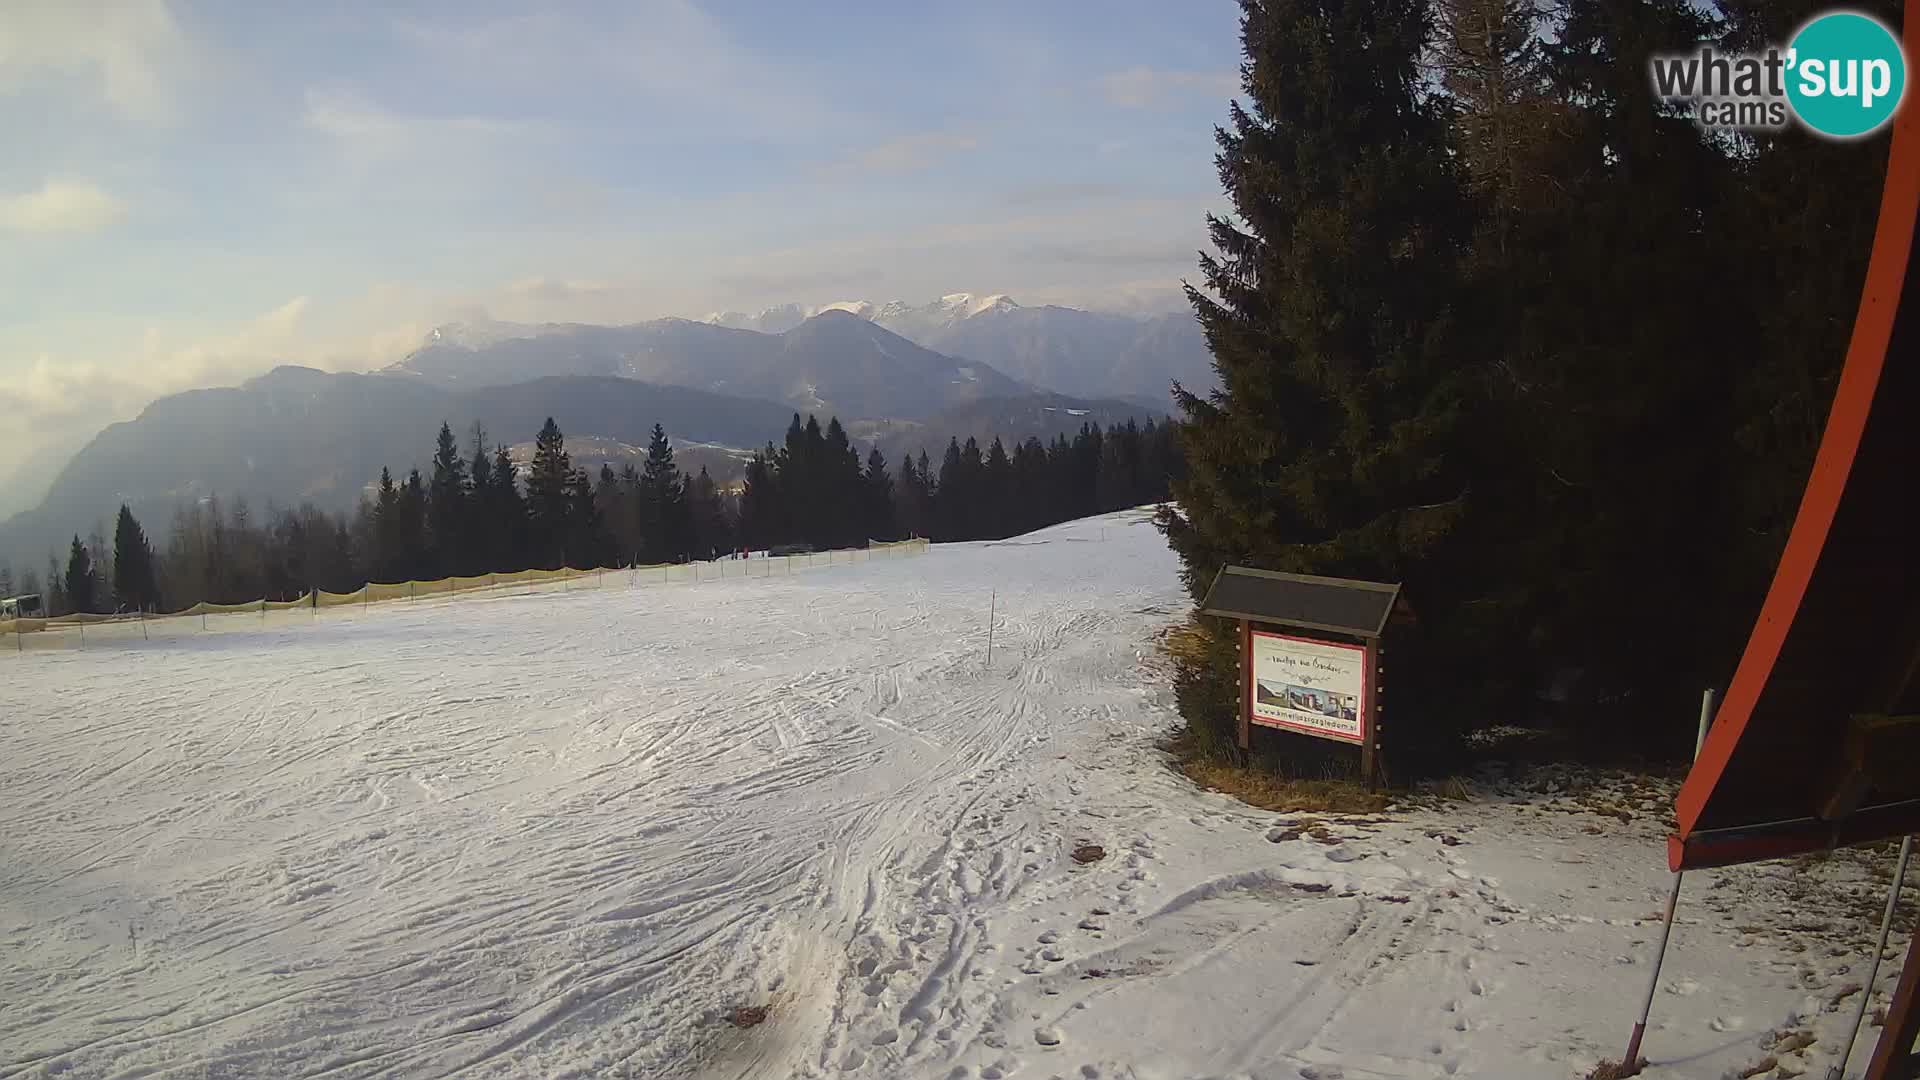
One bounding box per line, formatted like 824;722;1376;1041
140;608;148;641
1622;688;1717;1074
1830;835;1914;1080
987;590;995;667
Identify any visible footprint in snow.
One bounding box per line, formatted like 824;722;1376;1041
1035;1026;1062;1046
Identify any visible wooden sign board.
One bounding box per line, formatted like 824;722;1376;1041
1247;628;1369;745
1200;566;1404;786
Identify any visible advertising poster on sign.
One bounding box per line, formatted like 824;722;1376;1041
1249;631;1367;744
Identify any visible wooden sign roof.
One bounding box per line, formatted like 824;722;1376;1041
1198;566;1401;640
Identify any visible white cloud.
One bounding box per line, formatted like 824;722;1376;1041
825;133;981;176
303;88;519;164
1096;66;1238;109
0;180;126;234
0;0;192;122
0;296;428;489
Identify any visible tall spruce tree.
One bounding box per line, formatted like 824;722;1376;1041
738;449;782;550
489;444;526;572
563;467;607;568
45;553;66;617
466;424;494;574
637;423;687;563
426;421;467;578
1157;0;1474;755
687;466;730;558
398;470;429;579
526;417;572;568
112;505;158;612
65;535;96;615
372;467;401;580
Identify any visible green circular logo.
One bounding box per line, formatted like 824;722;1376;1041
1787;11;1907;138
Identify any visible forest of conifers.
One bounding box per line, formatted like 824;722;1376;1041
1155;0;1893;763
6;412;1179;618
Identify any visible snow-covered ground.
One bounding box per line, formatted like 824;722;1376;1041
1;509;1909;1080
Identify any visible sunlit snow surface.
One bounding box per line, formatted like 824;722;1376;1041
1;510;1905;1079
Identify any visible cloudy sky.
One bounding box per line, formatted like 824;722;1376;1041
0;0;1241;506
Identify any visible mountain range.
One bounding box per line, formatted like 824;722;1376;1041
384;309;1028;420
703;293;1214;406
0;297;1202;574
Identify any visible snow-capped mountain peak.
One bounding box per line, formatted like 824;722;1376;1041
936;293;1020;318
426;319;538;350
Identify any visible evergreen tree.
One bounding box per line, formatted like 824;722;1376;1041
65;535;97;615
466;424;494;575
46;553;67;617
862;448;895;542
427;421;467;578
895;452;930;539
1157;0;1474;754
935;438;966;541
983;437;1014;538
739;449;783;549
112;504;158;612
372;467;401;580
398;470;429;579
823;417;864;548
637;423;687;562
526;417;572;568
488;445;526;572
687;466;731;558
0;561;12;600
563;467;607;568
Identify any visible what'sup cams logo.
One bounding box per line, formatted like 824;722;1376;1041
1650;10;1907;138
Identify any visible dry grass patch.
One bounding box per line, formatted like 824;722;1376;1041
1179;760;1391;815
1586;1058;1644;1079
726;1004;769;1028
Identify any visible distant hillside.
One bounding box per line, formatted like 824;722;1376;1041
0;367;791;568
706;293;1216;405
385;311;1028;420
852;393;1169;468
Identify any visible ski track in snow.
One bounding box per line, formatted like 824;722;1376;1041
0;509;1908;1080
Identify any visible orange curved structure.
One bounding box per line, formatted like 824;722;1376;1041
1669;3;1920;873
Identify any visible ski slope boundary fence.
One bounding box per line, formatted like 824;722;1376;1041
0;537;930;653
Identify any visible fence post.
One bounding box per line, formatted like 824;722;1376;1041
262;598;267;622
141;608;148;641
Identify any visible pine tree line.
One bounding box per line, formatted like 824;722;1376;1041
20;411;1177;616
1159;0;1894;764
738;413;1180;549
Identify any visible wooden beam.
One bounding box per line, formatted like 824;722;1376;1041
1669;800;1920;871
1868;924;1920;1079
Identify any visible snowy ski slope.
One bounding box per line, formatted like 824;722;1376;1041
0;509;1906;1079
